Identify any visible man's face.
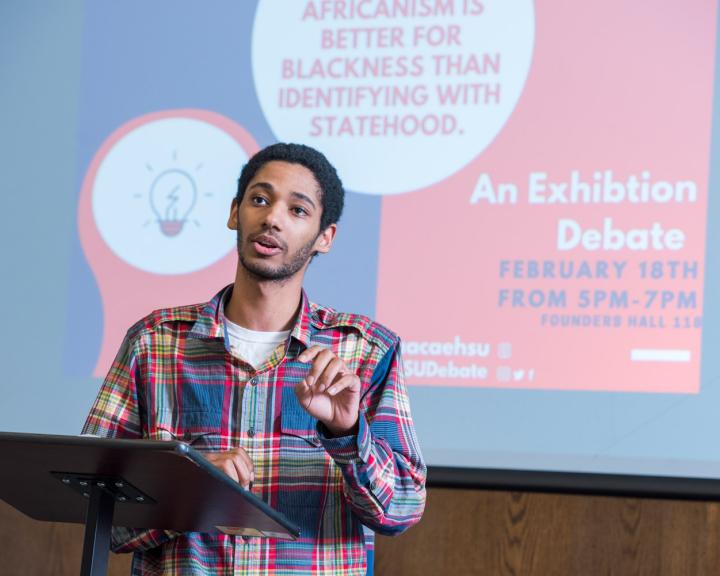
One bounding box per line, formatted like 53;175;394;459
228;161;336;282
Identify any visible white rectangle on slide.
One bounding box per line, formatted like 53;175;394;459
630;349;691;362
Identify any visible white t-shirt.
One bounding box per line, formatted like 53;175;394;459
223;316;291;368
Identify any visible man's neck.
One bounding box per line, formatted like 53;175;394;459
224;267;304;332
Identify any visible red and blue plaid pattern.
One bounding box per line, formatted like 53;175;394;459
83;286;426;575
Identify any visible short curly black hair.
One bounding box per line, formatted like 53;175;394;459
236;143;344;231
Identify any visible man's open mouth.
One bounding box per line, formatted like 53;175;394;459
251;234;284;255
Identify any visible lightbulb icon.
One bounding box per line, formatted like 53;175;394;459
81;109;258;376
149;168;197;236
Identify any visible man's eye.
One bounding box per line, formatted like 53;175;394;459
252;196;268;205
292;206;308;216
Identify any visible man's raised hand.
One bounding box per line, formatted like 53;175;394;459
295;345;361;436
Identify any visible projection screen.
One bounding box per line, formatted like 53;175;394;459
2;0;720;496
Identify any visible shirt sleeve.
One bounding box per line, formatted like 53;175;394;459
82;331;181;552
317;340;427;535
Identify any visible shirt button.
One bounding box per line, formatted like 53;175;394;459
247;428;255;438
249;377;258;386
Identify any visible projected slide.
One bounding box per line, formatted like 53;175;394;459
68;0;716;401
373;2;715;393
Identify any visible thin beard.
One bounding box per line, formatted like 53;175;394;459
236;228;317;283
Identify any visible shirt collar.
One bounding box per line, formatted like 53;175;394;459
186;285;230;339
189;284;316;348
290;290;314;348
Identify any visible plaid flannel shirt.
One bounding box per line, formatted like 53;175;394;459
82;286;426;575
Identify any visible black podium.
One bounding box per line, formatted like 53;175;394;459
0;432;300;576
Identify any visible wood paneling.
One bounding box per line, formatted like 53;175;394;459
375;488;720;576
0;499;131;576
3;489;720;575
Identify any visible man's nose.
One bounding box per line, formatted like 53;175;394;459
262;201;286;230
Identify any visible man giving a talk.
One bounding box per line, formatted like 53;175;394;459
83;142;426;575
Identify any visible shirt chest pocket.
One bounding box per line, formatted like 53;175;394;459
148;410;225;452
279;389;323;448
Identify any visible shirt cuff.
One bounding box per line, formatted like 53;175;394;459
316;413;372;464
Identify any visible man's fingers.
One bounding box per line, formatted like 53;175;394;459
206;448;254;488
326;374;360;397
298;347;355;394
316;358;347;391
297;345;325;363
218;459;240;483
230;458;253;489
233;448;255;484
307;349;336;380
207;454;240;483
306;350;347;387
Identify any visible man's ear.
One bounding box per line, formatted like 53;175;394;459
227;198;239;230
313;223;337;255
